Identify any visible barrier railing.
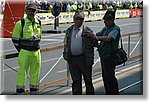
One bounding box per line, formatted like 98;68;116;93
122;31;143;59
3;31;143;59
1;31;143;93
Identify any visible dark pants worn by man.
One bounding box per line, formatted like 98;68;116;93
101;57;119;95
69;55;95;95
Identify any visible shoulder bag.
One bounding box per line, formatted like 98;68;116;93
112;37;128;66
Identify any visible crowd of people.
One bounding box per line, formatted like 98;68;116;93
27;0;143;13
0;0;143;14
0;1;4;14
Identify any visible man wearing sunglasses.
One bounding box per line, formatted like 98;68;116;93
12;3;42;94
63;10;96;95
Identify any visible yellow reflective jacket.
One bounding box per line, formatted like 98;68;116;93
12;16;42;39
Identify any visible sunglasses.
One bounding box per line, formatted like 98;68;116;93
75;17;84;20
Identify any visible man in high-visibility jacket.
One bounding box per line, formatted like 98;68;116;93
12;3;42;94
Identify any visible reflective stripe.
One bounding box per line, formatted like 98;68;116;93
20;38;40;47
21;42;34;46
16;85;25;90
12;38;20;44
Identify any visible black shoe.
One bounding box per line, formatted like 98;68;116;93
30;88;38;92
30;88;39;95
16;89;25;95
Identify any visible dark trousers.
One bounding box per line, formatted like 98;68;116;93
101;57;119;95
68;55;95;95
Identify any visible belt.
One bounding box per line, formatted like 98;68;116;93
71;54;84;57
20;39;40;47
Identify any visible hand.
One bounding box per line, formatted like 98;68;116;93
84;31;95;37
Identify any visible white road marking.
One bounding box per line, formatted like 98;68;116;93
56;69;67;73
40;55;63;83
119;80;143;92
4;57;60;72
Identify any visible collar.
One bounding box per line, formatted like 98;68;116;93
73;24;83;30
25;16;39;24
105;23;116;29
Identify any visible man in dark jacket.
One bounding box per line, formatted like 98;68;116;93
63;10;96;95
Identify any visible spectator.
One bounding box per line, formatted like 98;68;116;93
71;3;77;12
0;1;4;14
63;10;96;95
85;9;120;95
66;3;72;12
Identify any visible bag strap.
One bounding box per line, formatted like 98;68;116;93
111;35;126;66
111;35;124;49
20;18;41;38
120;35;124;49
21;18;25;38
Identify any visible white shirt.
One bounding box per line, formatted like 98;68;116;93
71;25;84;55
